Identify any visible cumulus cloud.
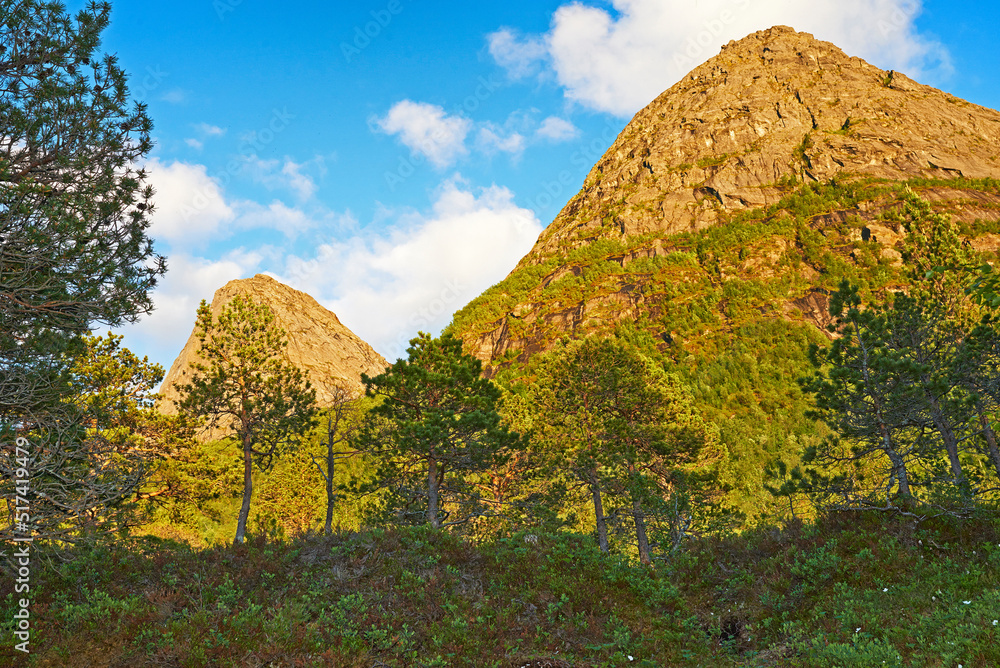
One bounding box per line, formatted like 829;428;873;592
116;250;265;378
195;123;226;137
373;100;473;168
488;27;549;79
243;156;318;201
144;157;329;252
282;178;542;361
536;116;580;142
236;200;317;237
476;123;526;157
145;158;235;246
489;0;951;116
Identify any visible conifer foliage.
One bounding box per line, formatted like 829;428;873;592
529;336;720;561
798;193;1000;511
356;332;522;529
175;296;318;545
0;2;163;541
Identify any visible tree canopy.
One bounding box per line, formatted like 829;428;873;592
0;2;164;541
356;332;521;529
528;335;721;560
174;295;318;544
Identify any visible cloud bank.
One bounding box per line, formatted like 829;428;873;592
489;0;951;116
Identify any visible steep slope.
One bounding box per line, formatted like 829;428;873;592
160;274;388;415
447;26;1000;517
451;26;1000;370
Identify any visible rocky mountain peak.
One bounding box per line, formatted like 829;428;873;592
523;25;1000;263
159;274;388;417
451;26;1000;373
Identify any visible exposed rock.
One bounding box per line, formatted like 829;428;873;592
452;26;1000;371
522;26;1000;264
160;275;388;421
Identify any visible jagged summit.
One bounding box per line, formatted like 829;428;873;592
160;274;388;417
524;25;1000;263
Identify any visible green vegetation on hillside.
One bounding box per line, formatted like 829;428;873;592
448;177;1000;520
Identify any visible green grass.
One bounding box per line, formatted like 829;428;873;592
2;509;998;667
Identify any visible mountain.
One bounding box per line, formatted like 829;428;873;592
159;274;388;417
447;26;1000;516
451;25;1000;370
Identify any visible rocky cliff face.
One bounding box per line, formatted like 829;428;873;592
160;275;388;417
450;26;1000;371
526;25;1000;263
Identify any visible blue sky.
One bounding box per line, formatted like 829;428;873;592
101;0;1000;372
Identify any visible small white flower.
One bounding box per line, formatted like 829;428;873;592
932;596;936;601
963;600;971;605
993;620;998;626
883;588;889;592
856;627;862;633
628;656;634;662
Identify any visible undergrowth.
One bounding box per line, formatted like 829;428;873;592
2;509;998;667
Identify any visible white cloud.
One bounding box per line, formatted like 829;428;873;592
476;124;526;157
184;138;204;150
488;27;549;79
489;0;952;117
281;160;317;200
116;250;264;379
373;100;472;168
282;178;542;361
195;123;226;137
161;88;188;104
237;200;316;237
243;156;318;201
145;157;327;251
145;158;235;246
536;116;580;142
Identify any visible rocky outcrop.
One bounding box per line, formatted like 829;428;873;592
160;275;388;416
522;25;1000;264
451;26;1000;372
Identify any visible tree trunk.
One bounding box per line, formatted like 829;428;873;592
324;433;335;536
854;319;911;499
976;403;1000;480
234;436;254;545
926;391;964;485
590;470;609;553
632;496;651;564
881;427;911;499
428;455;441;529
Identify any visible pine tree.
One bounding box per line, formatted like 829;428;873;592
0;1;164;540
530;336;719;560
356;332;521;530
802;281;923;505
174;296;318;545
